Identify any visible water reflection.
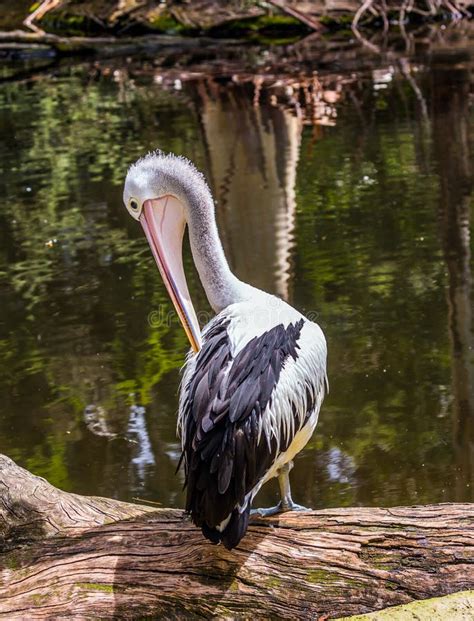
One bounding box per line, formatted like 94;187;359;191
127;405;156;488
195;79;302;300
0;44;473;508
432;55;474;500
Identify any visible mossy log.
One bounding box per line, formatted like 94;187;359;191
0;29;220;57
348;591;474;620
0;454;473;619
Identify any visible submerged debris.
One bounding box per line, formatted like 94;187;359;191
84;403;117;438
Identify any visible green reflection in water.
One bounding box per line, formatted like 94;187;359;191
0;58;472;509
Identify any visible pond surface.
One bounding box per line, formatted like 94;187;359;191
0;38;473;510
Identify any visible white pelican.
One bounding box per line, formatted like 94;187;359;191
123;152;328;549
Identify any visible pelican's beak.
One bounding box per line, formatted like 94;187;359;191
140;196;202;353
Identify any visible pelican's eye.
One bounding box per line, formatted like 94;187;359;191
129;198;139;212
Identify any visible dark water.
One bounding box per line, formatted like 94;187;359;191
0;42;473;511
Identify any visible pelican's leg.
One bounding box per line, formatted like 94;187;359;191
251;461;310;517
278;461;309;512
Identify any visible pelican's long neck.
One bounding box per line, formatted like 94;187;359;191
185;189;253;313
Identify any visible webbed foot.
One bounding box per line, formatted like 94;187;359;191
251;461;311;518
251;500;310;517
281;501;310;512
251;503;284;518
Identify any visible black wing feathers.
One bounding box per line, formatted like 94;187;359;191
180;317;307;549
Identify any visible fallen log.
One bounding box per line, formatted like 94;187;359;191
349;591;474;620
0;453;473;619
0;29;227;57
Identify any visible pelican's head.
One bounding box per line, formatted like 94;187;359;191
123;152;206;353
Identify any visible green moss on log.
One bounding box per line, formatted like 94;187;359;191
266;577;282;588
208;13;306;41
306;569;340;584
29;593;51;606
76;582;115;593
148;12;186;34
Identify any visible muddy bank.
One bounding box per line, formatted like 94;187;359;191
2;1;308;38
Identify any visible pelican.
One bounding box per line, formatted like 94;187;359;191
123;152;328;549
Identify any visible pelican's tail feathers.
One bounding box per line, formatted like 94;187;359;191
200;522;221;545
199;505;251;550
220;505;251;550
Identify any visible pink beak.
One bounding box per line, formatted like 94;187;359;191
140;196;202;353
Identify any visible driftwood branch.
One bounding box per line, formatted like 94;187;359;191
23;0;62;34
1;454;473;619
267;0;324;31
351;0;473;34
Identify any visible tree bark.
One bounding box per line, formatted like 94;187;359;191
0;454;473;619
